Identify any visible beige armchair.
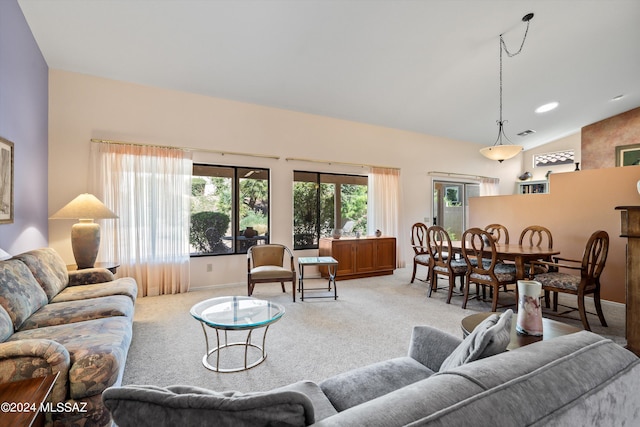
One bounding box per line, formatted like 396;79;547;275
247;244;297;302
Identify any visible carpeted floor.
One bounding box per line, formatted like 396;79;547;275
122;267;625;393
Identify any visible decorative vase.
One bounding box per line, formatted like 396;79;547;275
516;280;543;336
243;226;257;238
375;229;382;237
331;228;343;239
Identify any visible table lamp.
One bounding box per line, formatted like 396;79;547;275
50;193;118;269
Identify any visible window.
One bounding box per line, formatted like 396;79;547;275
293;171;368;250
191;164;269;256
533;150;574;167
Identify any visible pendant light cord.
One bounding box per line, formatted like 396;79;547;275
496;15;533;144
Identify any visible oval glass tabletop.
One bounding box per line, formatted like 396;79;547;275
190;296;285;330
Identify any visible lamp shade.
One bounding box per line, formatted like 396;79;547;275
50;193;117;220
479;144;523;162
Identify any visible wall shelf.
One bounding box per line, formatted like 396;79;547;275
517;180;548;194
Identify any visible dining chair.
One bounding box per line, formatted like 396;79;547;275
410;222;431;284
461;228;517;311
427;226;466;304
247;244;297;302
529;230;609;331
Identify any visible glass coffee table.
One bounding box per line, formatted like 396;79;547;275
190;296;285;373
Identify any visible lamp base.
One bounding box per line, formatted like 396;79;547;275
71;220;100;269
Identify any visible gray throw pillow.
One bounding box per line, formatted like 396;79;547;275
439;309;513;371
103;384;315;427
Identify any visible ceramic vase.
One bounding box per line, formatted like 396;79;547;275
516;280;543;336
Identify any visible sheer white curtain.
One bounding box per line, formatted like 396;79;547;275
90;142;193;296
479;177;500;196
367;167;405;268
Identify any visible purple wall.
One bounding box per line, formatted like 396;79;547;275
0;0;49;254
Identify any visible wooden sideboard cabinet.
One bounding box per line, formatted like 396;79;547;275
319;237;396;280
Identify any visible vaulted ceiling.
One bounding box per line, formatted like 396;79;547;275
18;0;640;150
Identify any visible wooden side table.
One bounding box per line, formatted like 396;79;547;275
0;372;59;427
461;312;580;350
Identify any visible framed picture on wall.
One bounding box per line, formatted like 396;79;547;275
0;136;14;224
615;143;640;167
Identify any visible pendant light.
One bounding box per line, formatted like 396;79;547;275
480;13;534;162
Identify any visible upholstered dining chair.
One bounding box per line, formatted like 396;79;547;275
461;228;517;312
530;230;609;331
410;222;430;284
247;244;297;302
427;226;467;304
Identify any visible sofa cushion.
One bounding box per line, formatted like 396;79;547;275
279;381;338;422
103;383;316;427
51;277;138;303
0;305;13;342
439;309;512;371
18;295;134;331
14;248;69;301
9;317;132;399
319;356;435;412
0;259;49;330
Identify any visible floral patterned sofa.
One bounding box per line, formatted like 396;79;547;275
0;248;137;427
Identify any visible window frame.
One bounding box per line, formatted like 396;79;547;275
191;163;270;257
293;170;368;250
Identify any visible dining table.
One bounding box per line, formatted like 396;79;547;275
450;241;560;280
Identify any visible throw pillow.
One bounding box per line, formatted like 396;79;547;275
103;384;316;427
439;309;513;371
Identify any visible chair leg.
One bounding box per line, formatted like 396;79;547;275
280;282;286;293
594;290;608;327
462;276;470;309
544;289;551;308
577;292;591;331
491;285;499;312
446;275;455;304
248;282;254;296
411;262;417;283
428;274;436;297
552;291;559;312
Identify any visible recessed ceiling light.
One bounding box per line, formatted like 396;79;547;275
535;102;559;113
517;129;536;137
612;94;624;101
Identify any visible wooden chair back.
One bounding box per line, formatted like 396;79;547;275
519;225;553;249
462;227;498;278
427;226;452;269
582;230;609;284
411;222;429;256
484;224;509;244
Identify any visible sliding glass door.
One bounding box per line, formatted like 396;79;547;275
432;181;479;240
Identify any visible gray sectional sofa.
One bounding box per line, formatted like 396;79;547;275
0;248;137;427
103;316;640;426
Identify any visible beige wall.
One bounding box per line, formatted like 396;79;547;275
48;69;523;289
469;165;640;303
